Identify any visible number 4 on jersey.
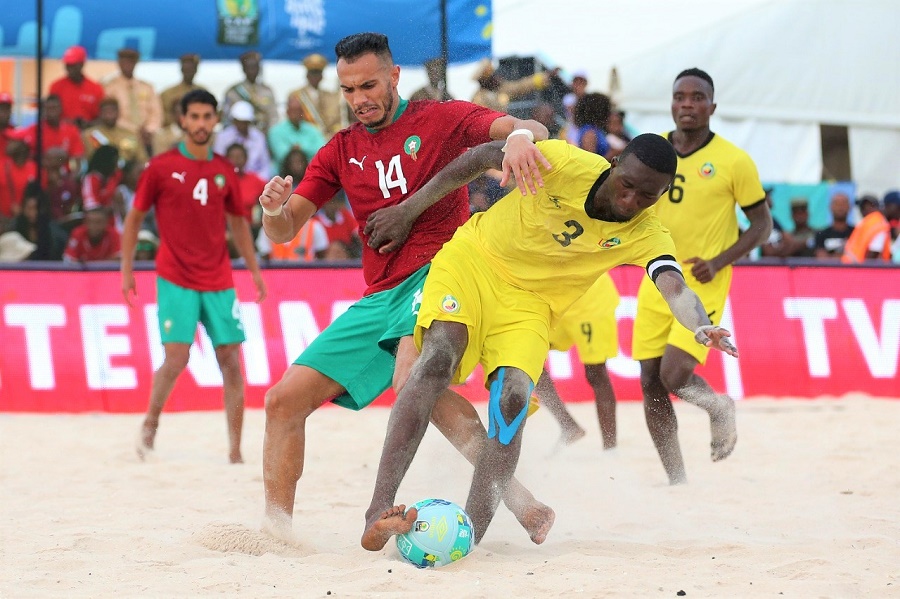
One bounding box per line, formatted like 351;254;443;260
193;178;208;206
375;155;408;199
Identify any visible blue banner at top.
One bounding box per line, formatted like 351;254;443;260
0;0;493;65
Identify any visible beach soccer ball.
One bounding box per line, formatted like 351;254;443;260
396;498;474;568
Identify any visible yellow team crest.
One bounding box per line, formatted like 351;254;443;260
699;162;716;178
440;295;460;314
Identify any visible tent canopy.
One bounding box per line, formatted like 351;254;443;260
611;0;900;194
0;0;492;66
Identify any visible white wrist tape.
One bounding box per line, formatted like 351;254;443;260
501;128;535;152
261;203;284;217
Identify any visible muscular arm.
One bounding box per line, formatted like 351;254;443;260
712;200;773;270
487;115;549;143
120;207;148;306
655;270;738;357
259;175;319;244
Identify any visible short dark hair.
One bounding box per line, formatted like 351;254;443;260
181;89;218;115
573;93;611;129
674;68;714;94
334;32;393;63
225;142;248;157
620;133;677;176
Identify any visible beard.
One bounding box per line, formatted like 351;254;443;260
187;128;211;145
361;93;395;129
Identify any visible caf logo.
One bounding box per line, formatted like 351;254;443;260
440;295;460;314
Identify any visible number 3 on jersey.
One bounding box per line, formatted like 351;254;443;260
193;178;208;206
376;155;408;199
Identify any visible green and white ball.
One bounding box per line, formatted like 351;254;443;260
396;499;474;568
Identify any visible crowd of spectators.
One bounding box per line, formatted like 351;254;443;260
0;45;354;265
0;48;897;266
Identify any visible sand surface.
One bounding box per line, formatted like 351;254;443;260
1;396;898;598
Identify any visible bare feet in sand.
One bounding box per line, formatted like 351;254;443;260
136;423;156;461
514;501;556;545
710;394;737;462
229;451;244;464
361;505;418;551
560;426;587;446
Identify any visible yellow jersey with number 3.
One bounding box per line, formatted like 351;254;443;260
458;139;677;319
654;132;764;273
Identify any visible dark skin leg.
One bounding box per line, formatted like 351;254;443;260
465;365;533;543
585;363;617;450
640;356;686;484
533;368;586;444
641;345;738;485
361;322;467;550
392;337;554;543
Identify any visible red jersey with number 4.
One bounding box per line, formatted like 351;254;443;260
295;99;503;295
133;145;244;291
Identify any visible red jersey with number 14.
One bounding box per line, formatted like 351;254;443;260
133;145;244;291
295;99;503;295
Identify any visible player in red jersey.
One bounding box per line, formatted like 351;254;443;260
258;32;556;545
120;89;266;464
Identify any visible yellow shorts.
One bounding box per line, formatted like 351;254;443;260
631;269;731;364
415;237;551;387
549;273;620;365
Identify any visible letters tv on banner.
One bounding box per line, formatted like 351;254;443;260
0;266;897;413
1;0;493;65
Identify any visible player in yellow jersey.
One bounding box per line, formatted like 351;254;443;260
533;273;621;448
359;134;739;548
632;69;772;485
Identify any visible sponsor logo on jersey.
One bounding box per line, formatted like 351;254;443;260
598;237;621;249
214;174;227;189
348;156;367;170
440;294;460;314
171;171;186;183
699;162;716;178
404;135;421;161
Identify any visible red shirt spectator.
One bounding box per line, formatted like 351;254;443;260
0;140;37;217
18;95;85;161
81;144;122;213
224;142;267;227
49;46;105;128
64;208;121;262
314;194;360;258
0;91;14;159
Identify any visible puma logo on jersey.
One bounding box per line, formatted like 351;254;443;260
171;171;186;183
348;156;367;170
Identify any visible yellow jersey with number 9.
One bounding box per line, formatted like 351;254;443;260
654;132;764;271
457;139;677;320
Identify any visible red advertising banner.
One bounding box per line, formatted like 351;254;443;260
0;265;897;413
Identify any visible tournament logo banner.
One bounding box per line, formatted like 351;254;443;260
217;0;260;46
1;0;493;66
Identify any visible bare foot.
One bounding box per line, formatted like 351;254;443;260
515;501;556;545
560;426;587;446
136;423;156;461
710;394;737;462
229;451;244;464
361;505;417;551
262;511;298;545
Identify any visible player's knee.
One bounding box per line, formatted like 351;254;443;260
660;364;692;394
639;367;662;397
264;384;314;423
500;387;529;419
162;350;190;372
415;347;457;385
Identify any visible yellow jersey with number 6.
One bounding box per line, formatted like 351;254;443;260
654;132;764;273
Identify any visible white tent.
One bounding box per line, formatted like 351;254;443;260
610;0;900;195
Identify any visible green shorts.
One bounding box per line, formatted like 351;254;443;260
156;276;245;347
294;264;429;411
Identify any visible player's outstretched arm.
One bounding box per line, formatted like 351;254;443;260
655;270;738;357
365;141;507;253
259;175;318;244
